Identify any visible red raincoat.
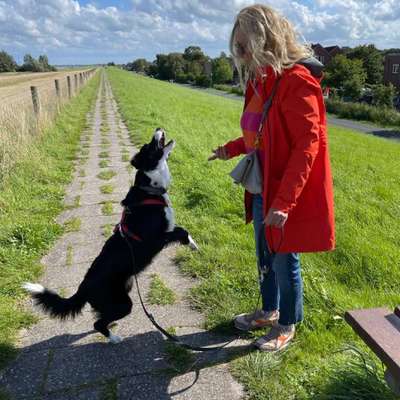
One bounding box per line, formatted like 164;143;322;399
224;64;335;253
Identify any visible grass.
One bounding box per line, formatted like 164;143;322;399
100;378;118;400
100;184;114;194
66;245;73;266
163;327;194;373
0;71;100;371
102;224;115;238
147;274;176;305
0;70;95;182
64;217;81;232
98;151;109;159
99;159;109;168
107;68;400;400
101;201;114;216
97;170;116;181
121;153;130;162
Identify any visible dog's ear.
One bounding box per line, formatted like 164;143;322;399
130;145;148;170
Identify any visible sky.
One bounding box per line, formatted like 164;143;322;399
1;0;399;66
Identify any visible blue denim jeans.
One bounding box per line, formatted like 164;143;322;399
252;194;303;325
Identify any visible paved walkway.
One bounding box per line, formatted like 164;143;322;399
175;82;400;141
0;72;248;400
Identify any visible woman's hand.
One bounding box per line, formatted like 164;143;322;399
208;146;229;161
264;208;288;228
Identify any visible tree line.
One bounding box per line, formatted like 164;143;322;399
0;50;57;73
122;44;400;108
123;46;234;87
324;45;400;107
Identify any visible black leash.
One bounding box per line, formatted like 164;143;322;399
123;235;237;352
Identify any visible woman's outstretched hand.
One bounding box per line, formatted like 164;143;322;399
264;208;288;228
208;146;229;161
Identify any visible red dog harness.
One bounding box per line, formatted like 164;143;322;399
114;198;167;242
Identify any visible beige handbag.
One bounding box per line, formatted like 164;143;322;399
229;79;280;194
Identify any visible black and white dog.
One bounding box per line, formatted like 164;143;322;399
23;128;197;344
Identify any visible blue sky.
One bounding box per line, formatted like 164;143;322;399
1;0;399;65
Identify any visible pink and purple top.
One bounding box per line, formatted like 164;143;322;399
240;81;266;173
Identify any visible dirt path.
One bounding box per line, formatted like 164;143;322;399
0;71;247;400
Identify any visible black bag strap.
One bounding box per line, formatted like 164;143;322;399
256;78;281;140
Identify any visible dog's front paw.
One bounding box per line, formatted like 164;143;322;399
188;235;199;251
172;227;199;250
108;333;123;344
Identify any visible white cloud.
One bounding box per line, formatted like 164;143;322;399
0;0;399;65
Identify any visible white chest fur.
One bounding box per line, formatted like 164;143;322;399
162;193;175;232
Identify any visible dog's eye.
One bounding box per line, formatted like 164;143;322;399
153;182;158;186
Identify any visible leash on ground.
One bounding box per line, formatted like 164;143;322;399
123;236;238;352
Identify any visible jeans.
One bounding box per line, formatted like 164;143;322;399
252;194;303;325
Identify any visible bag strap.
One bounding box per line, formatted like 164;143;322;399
255;78;281;146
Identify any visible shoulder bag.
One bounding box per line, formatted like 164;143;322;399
229;78;280;194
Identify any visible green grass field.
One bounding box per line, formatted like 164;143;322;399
107;68;400;399
0;72;100;372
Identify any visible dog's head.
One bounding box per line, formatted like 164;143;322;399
131;128;175;190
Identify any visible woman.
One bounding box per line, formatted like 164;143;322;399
209;4;335;352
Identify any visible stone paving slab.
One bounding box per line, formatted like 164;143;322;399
41;241;104;268
117;365;244;400
45;332;168;392
0;349;50;399
43;387;102;400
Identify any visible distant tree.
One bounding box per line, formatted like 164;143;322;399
195;74;212;87
131;58;150;73
147;62;158;77
166;53;185;79
212;56;233;83
107;61;115;66
325;55;367;100
383;48;400;55
154;53;185;80
347;44;384;85
183;46;205;62
371;83;396;108
19;54;56;72
19;54;41;72
0;50;17;72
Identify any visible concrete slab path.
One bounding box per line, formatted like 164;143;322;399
0;72;249;400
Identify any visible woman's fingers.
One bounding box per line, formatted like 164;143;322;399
208;146;228;161
264;209;288;227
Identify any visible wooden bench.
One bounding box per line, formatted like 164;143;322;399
345;306;400;394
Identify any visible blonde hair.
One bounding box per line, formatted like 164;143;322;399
230;4;313;86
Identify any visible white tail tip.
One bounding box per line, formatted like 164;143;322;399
22;282;45;294
188;235;199;251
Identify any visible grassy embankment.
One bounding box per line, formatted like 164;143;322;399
107;68;400;400
0;72;100;373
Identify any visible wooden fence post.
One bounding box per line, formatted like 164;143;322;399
55;79;60;98
67;76;72;99
79;72;83;85
74;74;78;92
30;86;40;116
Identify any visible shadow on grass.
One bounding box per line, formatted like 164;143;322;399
310;346;398;400
371;129;400;140
0;324;252;399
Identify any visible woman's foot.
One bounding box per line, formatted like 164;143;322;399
234;309;279;331
254;323;295;352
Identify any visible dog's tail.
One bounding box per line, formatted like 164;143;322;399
22;282;87;320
